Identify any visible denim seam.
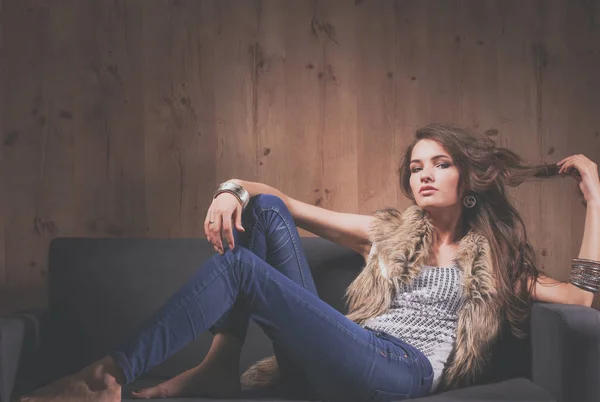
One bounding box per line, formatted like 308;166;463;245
383;345;417;362
256;206;311;290
197;305;207;330
248;207;263;254
382;337;421;364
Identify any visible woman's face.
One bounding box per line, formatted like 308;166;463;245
409;139;462;209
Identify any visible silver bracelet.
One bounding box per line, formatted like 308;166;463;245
570;279;599;294
213;181;250;210
569;258;600;294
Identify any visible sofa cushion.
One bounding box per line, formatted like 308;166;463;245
120;377;554;401
415;378;554;401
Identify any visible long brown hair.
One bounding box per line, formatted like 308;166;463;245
398;123;563;339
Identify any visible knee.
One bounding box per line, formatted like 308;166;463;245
223;246;258;274
218;246;274;297
248;194;289;213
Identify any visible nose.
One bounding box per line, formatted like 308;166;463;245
420;166;434;183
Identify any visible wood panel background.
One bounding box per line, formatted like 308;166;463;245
1;0;599;313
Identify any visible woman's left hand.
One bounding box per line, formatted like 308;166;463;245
557;154;600;207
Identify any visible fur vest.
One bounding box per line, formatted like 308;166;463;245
241;205;503;393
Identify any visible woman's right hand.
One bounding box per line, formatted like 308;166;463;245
204;192;245;255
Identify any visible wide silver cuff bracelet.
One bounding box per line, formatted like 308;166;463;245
213;181;250;210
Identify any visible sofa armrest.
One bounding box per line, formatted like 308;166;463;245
0;316;27;402
531;302;600;402
0;310;45;402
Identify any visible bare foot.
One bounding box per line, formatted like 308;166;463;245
130;360;241;399
19;373;121;402
19;358;123;402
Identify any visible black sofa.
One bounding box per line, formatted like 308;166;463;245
2;237;599;401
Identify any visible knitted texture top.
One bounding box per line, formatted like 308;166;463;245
361;244;466;393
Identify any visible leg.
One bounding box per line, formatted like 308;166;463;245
209;194;318;394
134;194;318;398
113;246;432;401
22;246;431;402
22;221;432;401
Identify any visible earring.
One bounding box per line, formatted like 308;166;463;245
463;195;477;208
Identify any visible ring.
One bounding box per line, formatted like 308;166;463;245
209;220;215;224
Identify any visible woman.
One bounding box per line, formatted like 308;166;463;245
21;124;599;402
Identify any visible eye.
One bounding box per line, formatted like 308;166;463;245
437;162;450;169
411;166;422;173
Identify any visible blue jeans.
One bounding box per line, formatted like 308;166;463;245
111;195;434;402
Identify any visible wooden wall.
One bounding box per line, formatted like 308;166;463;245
1;0;599;313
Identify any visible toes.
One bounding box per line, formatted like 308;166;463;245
130;387;167;399
101;385;122;402
103;374;117;388
101;375;121;401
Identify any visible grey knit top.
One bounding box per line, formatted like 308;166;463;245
361;244;466;393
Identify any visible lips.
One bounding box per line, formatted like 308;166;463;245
419;186;437;193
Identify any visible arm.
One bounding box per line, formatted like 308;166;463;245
287;197;373;259
529;205;599;307
530;155;600;307
231;179;373;258
529;275;593;307
230;179;292;207
572;202;600;306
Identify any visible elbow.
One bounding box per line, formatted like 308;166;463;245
570;289;595;307
581;293;595;308
563;283;594;307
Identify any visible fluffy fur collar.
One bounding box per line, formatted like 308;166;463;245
241;205;503;393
